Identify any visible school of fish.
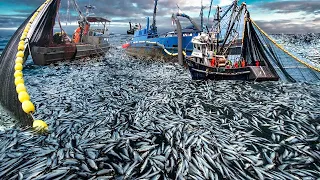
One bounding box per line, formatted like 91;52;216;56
0;35;319;179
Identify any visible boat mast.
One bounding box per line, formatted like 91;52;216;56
226;0;238;36
216;6;220;53
151;0;158;33
208;0;214;24
219;3;246;54
212;3;235;30
200;0;204;30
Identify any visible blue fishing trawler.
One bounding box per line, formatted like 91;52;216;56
122;0;202;62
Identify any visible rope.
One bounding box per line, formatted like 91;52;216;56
250;19;320;73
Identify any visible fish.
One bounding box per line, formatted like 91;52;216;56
0;34;319;180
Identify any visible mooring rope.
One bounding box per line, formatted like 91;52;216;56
14;0;52;132
250;19;320;73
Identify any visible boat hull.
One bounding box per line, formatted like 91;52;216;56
125;34;196;62
31;43;110;65
186;58;279;81
127;30;134;35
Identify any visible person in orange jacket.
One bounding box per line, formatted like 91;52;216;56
73;27;81;43
241;59;246;67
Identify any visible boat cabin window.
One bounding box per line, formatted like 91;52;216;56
87;20;110;37
197;45;200;51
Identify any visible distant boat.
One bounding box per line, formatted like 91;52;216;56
122;0;202;62
31;0;111;65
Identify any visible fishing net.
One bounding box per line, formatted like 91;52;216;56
0;14;35;126
241;15;281;80
30;0;61;47
0;0;60;126
242;12;320;82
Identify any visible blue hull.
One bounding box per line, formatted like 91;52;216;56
124;16;200;61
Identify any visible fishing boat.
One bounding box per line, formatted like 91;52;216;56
186;34;278;81
183;0;320;82
127;22;140;35
185;2;280;81
31;1;111;65
122;0;202;62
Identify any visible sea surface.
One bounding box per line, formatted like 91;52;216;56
1;33;318;128
0;32;319;179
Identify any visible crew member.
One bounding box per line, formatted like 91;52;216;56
241;59;246;67
255;60;260;66
73;27;81;43
211;57;216;67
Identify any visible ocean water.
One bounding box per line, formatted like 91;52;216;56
0;32;319;129
272;33;320;68
0;33;319;179
0;37;9;56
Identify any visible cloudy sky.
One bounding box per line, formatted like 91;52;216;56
0;0;319;34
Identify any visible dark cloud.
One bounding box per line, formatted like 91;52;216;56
313;17;320;24
255;19;320;34
257;0;320;14
0;15;27;28
0;0;319;34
